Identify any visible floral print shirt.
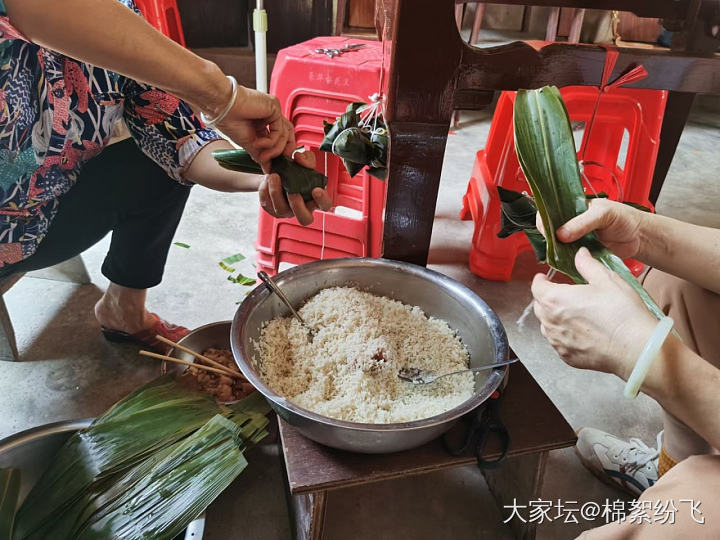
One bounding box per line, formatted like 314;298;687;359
0;0;220;266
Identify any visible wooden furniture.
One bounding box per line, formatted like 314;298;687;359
380;0;720;266
336;0;380;37
280;360;576;540
0;256;90;361
455;3;586;45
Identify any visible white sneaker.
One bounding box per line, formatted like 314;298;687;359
575;427;660;497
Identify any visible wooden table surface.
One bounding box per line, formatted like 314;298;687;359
280;360;577;494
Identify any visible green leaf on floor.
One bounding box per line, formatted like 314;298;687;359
227;273;256;286
173;242;190;249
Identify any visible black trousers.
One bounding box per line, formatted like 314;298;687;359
0;138;191;289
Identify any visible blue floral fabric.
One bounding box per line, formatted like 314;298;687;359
0;0;220;265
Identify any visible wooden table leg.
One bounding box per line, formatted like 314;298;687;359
289;491;328;540
382;122;451;265
482;451;549;540
649;91;696;204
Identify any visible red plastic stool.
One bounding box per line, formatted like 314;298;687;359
135;0;186;46
461;86;667;281
257;37;386;275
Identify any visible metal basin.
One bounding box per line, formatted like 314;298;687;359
231;257;509;454
0;420;205;539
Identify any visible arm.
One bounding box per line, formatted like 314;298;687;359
184;141;262;193
1;0;292;167
642;335;720;451
532;247;720;450
2;0;333;223
3;0;226;120
557;198;720;294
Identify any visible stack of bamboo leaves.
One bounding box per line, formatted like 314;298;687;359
3;376;269;540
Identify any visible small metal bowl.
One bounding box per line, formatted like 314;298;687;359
160;320;242;404
231;257;509;454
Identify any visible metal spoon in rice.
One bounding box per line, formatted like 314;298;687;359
258;271;317;342
398;357;519;385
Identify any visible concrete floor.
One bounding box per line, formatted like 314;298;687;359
0;105;718;539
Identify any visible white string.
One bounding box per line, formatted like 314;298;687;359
320;151;328;261
320;211;327;260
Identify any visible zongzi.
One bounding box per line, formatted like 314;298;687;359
213;148;328;203
512;86;665;321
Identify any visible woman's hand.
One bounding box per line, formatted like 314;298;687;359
258;149;332;226
553;198;648;260
213;86;296;170
531;247;658;379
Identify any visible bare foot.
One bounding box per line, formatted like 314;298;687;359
94;283;156;334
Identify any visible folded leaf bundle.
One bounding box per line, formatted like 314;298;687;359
319;102;388;181
513;86;664;320
213;149;328;203
13;377;270;540
319;102;365;153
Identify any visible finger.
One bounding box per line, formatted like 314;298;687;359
539;324;549;339
556;199;612;243
312;188;333;211
530;272;554;302
287;193;314;226
533;300;547;324
267;174;293;217
574;247;611;284
292;149;317;170
258;175;274;215
259;131;290;164
283;121;297;156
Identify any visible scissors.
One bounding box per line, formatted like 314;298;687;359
443;387;510;470
314;43;365;58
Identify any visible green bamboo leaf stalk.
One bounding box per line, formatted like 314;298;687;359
513;86;665;321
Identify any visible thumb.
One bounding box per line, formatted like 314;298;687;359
292;148;317;170
574;247;611;284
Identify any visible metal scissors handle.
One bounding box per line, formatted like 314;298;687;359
444;389;510;470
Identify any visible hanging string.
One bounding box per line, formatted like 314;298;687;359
578;46;649;163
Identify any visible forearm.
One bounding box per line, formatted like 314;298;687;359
184;141;262;192
632;336;720;449
638;212;720;294
3;0;228;116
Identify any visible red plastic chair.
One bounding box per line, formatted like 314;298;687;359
135;0;186;47
257;37;386;275
460;86;667;281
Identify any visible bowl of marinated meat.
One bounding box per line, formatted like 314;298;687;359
161;321;255;404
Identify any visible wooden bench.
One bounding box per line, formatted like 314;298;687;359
279;360;577;540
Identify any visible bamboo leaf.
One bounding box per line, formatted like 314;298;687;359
14;376;227;539
13;380;270;540
213;149;328;203
513;87;665;320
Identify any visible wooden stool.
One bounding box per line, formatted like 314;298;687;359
279;359;576;540
0;255;90;361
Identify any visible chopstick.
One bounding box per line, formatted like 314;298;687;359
155;334;233;374
139;350;246;379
